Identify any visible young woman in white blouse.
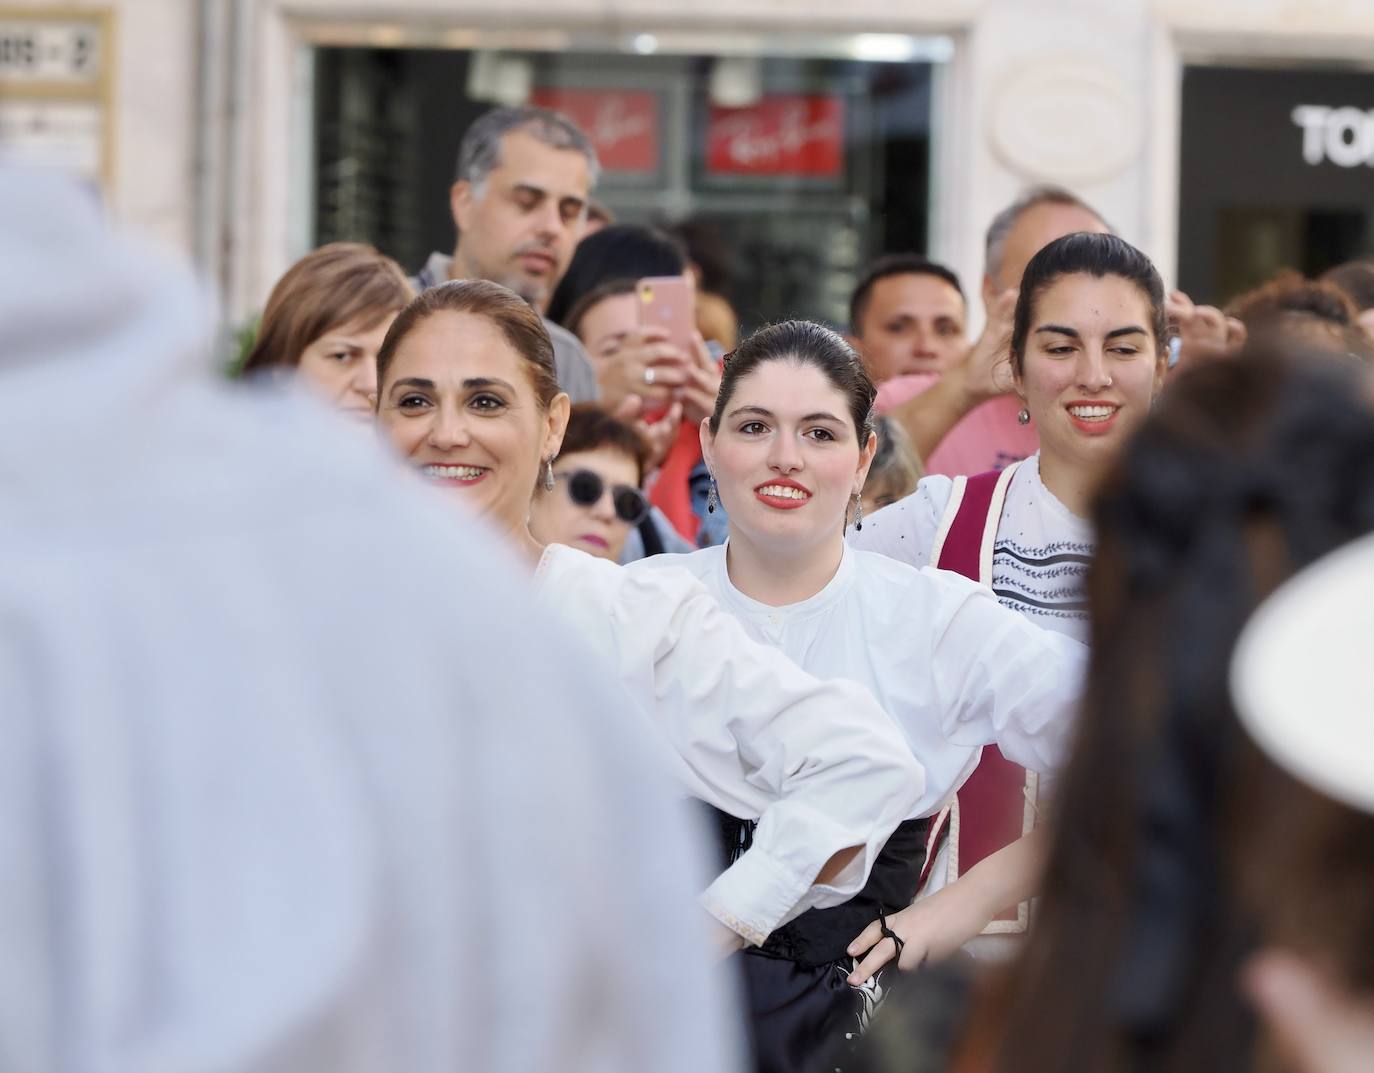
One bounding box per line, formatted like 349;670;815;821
370;278;925;961
634;319;1087;1072
849;233;1171;980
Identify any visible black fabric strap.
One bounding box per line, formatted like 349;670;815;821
701;804;930;967
878;911;905;963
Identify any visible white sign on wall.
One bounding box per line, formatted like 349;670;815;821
0;10;111;188
1292;105;1374;168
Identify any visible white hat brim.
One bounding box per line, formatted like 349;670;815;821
1231;532;1374;814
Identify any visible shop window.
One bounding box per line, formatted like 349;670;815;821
313;42;937;329
1179;65;1374;306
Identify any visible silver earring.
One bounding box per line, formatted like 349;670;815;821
1017;408;1030;426
851;493;864;531
543;458;555;492
706;477;719;514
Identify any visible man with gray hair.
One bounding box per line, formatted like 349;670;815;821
883;184;1109;472
414;106;601;401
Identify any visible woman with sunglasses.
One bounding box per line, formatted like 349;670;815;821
373;278;926;963
530;404;658;562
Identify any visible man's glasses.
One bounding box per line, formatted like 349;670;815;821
556;469;650;526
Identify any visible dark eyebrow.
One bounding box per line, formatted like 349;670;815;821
389;377;435;392
462;377;515;391
1036;324;1149;341
727;405;845;426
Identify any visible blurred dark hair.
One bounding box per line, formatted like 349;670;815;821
1322;259;1374;311
708;320;876;446
849;254;965;334
976;348;1374;1073
556;403;651;485
667;217;736;292
546;224;686;327
1227;270;1356;328
375;279;560;411
1228;272;1372;363
564;278;636;342
1011;232;1168;377
668;218;735;294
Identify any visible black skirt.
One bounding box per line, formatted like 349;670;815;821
706;806;931;1073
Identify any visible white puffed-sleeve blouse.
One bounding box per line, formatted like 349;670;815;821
535;543;926;946
635;542;1087;818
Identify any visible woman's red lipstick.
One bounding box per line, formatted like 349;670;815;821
754;477;812;511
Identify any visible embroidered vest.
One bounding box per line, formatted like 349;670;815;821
921;461;1039;934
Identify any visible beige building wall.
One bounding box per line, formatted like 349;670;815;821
3;0;196;256
34;0;1374;319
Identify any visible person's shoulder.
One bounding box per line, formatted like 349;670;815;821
544;542;698;601
851;546;982;605
850;546;925;586
627;544;718;583
410;251;451;292
873;475;957;530
542;319;599;400
545;542;718;644
851;475;956;561
544;318;587;353
539;541;608;588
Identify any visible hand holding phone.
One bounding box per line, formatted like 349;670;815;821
636;276;696;422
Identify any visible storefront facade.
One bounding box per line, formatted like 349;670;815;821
6;0;1374;323
310;33;944;327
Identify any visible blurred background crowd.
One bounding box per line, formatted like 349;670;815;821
3;3;1374;1073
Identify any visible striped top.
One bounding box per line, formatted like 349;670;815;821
851;452;1093;642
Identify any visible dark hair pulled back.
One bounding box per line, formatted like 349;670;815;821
1010;232;1168;377
708;320;876;444
546;224;687;328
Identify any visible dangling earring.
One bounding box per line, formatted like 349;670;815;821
543;458;556;492
851;493;864;531
1016;407;1031;426
706;476;720;514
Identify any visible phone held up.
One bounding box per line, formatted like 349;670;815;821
636;276;694;424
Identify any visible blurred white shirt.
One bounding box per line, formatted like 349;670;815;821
0;168;740;1073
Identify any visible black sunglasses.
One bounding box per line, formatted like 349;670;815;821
557;469;650;526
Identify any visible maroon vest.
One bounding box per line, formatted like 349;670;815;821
920;462;1038;933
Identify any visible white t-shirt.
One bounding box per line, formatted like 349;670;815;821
851;453;1093;642
633;543;1086;820
535;543;925;946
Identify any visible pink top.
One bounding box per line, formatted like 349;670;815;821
875;374;1039;477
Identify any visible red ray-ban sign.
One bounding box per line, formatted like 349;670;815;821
529;88;660;175
706;95;845;178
